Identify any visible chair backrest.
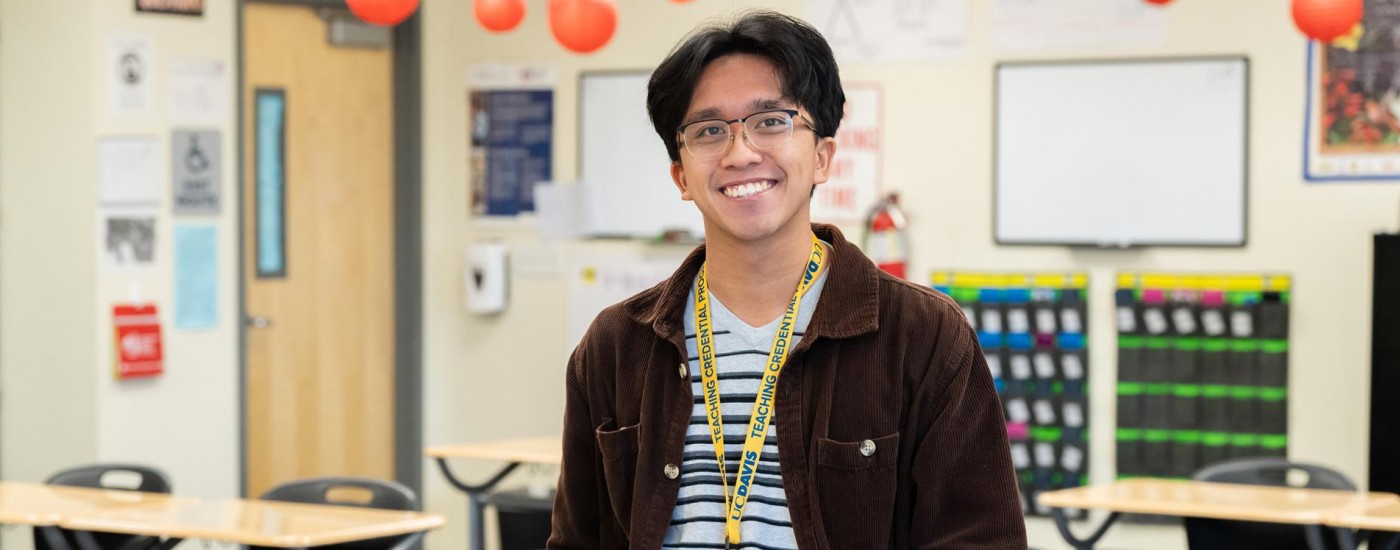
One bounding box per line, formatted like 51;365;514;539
1195;457;1356;491
1186;457;1356;550
255;477;422;550
35;464;172;550
45;463;173;493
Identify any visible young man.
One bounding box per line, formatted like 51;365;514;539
550;11;1026;549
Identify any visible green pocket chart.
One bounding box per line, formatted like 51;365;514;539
1115;272;1290;482
932;271;1088;518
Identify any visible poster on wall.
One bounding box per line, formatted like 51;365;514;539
468;63;555;218
811;84;882;223
174;224;219;330
1303;0;1400;181
806;0;969;62
107;35;153;117
102;213;158;271
113;304;164;379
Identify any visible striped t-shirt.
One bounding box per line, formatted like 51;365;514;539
663;266;830;550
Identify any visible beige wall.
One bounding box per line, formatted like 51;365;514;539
0;1;1396;550
0;0;239;546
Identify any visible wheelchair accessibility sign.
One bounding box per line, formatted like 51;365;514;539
172;129;221;215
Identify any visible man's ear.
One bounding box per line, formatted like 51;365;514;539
671;161;694;201
812;136;837;185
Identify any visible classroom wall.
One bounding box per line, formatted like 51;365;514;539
0;0;101;504
0;2;239;547
423;1;1400;549
1;1;1396;550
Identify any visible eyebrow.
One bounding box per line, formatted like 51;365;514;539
682;98;793;126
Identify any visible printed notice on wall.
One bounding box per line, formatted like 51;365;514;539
469;63;556;218
108;35;154;117
807;0;969;62
989;0;1167;52
169;58;229;124
812;84;881;223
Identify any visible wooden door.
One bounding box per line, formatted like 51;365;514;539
242;1;395;498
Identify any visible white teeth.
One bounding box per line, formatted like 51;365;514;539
723;180;774;198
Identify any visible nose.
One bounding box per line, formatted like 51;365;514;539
720;127;763;169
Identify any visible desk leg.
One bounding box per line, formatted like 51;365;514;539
148;538;184;550
1051;509;1120;550
1304;524;1331;550
36;527;74;550
435;457;523;550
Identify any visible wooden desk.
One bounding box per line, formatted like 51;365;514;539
428;436;560;550
426;436;562;466
0;482;444;548
1324;499;1400;550
1037;479;1400;550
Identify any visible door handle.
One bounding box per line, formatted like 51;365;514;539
246;315;274;329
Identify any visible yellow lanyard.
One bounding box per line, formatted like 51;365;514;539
693;234;825;545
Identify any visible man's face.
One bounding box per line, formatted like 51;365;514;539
669;54;835;247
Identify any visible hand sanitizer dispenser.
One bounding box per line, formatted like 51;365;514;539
465;243;508;315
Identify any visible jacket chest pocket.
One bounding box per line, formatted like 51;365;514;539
814;432;900;549
596;418;640;537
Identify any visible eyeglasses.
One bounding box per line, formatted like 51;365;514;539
675;109;816;160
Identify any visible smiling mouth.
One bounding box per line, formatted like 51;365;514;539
721;180;776;199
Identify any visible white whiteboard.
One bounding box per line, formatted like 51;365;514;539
580;72;706;239
995;57;1247;247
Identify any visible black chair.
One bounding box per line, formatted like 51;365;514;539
254;476;423;550
35;464;172;550
1185;457;1357;550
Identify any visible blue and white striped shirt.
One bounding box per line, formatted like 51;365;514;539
663;267;829;550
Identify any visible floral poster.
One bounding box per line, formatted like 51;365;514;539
1305;0;1400;181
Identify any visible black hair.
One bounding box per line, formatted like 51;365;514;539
646;10;844;163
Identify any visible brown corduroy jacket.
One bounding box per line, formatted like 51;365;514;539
549;224;1027;549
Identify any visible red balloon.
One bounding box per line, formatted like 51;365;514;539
1144;0;1173;4
475;0;526;32
346;0;420;26
549;0;618;54
1291;0;1363;42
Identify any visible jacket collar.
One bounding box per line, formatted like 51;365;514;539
624;224;881;340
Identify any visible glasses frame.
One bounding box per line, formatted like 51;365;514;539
675;108;817;160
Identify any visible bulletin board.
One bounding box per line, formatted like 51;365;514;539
931;271;1088;518
995;57;1248;247
1114;272;1291;481
578;71;705;239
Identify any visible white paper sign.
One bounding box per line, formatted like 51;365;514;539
108;35;153;117
1202;309;1227;336
100;136;161;207
169;58;229;124
1006;308;1030;334
808;0;969;62
811;84;881;222
1061;353;1085;380
981;308;1003;334
1006;398;1030;423
990;0;1167;52
1010;354;1032;380
1033;352;1056;379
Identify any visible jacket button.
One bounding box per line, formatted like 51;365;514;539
679;363;689;379
664;464;680;479
860;439;877;457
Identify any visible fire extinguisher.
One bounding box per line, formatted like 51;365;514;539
863;192;908;279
